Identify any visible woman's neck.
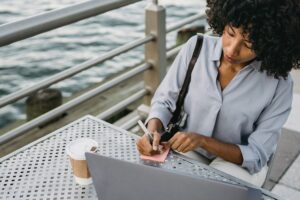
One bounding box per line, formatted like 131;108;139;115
220;55;253;73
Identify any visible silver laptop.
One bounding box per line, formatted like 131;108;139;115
86;152;262;200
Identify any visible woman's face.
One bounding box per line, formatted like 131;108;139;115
222;25;256;65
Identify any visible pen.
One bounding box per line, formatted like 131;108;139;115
137;120;153;145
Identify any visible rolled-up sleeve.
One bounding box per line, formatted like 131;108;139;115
238;75;294;174
145;36;198;129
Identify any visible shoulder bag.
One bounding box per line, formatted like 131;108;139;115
160;34;204;142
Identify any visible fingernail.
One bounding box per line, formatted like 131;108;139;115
153;145;158;151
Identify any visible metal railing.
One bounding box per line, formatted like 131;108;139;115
166;13;206;33
0;35;154;108
0;63;151;143
97;88;148;120
0;0;141;47
0;0;206;144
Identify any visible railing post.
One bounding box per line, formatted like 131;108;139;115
144;2;166;106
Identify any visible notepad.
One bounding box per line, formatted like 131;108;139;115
140;145;170;163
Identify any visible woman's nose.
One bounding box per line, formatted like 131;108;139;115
227;41;240;57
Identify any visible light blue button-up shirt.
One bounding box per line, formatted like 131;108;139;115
147;35;293;174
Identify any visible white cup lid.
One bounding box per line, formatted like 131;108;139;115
66;138;98;160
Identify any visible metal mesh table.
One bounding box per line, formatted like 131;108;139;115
0;115;280;200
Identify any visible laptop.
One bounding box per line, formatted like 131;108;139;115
86;152;262;200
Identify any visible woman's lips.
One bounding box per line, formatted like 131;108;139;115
225;55;236;62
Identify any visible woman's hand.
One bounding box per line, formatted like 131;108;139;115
136;131;161;156
168;132;206;153
169;131;243;165
136;118;163;156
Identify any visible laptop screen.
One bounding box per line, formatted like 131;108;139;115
86;152;262;200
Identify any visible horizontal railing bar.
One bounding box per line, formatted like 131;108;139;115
166;13;205;33
166;44;183;60
0;0;141;47
120;114;141;130
0;35;154;108
167;32;210;59
97;88;148;120
0;62;151;145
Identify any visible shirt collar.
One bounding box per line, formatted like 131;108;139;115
209;36;261;71
248;59;261;72
209;36;223;61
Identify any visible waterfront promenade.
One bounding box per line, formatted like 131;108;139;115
271;69;300;199
0;1;299;198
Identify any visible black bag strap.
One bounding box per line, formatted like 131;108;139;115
169;34;204;124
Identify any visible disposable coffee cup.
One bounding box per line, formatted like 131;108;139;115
66;138;98;185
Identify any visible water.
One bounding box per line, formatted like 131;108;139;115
0;0;206;128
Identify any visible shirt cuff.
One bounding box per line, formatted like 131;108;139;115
237;144;257;174
145;103;173;130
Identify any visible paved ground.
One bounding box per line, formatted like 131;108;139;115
270;70;300;199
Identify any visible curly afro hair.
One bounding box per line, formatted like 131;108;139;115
206;0;300;79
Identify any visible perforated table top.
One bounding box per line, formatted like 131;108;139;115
0;115;280;200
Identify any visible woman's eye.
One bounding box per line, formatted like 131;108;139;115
227;30;234;37
244;42;252;49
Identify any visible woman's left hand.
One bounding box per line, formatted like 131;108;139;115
168;132;206;153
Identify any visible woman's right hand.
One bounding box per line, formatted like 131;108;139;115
136;131;161;156
136;118;163;156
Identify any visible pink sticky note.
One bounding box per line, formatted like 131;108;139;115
140;145;170;163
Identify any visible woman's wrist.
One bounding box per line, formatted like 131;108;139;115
147;118;163;133
197;134;208;148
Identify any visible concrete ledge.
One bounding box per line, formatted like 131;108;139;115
263;128;300;190
279;154;300;190
272;184;300;200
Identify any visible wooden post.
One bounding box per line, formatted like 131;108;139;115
144;2;167;106
26;88;62;123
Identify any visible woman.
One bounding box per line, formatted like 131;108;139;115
136;0;300;186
